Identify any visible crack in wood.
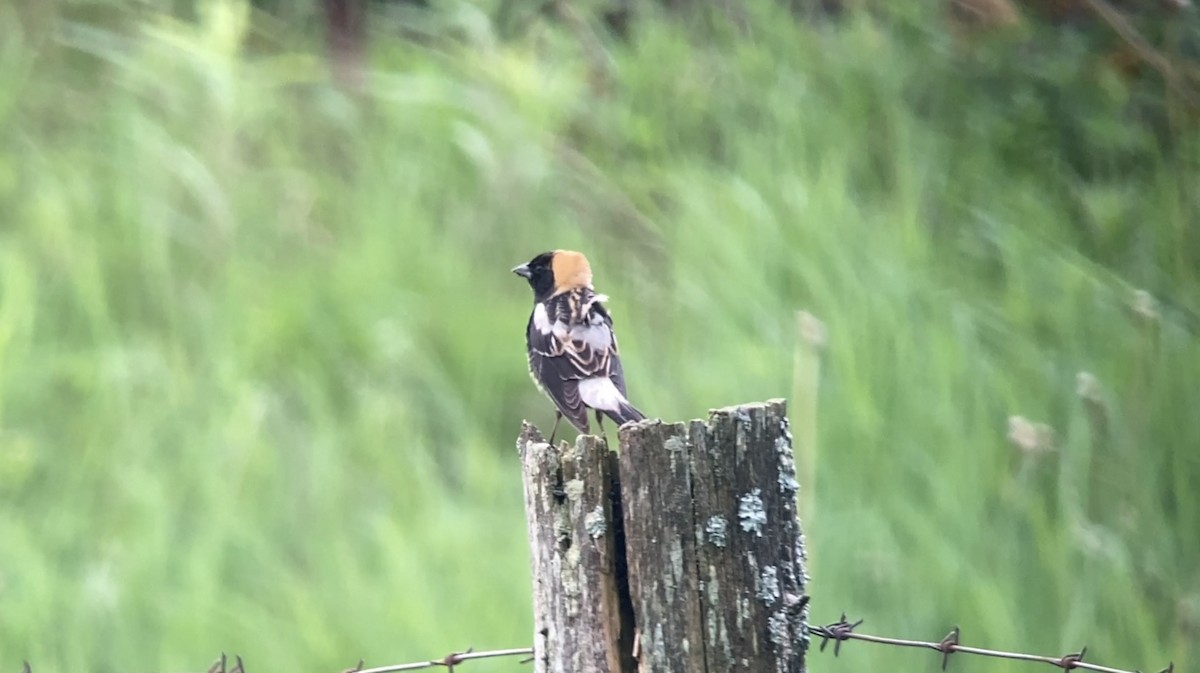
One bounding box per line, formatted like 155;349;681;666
519;400;808;673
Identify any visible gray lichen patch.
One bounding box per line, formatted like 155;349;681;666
662;434;688;473
775;435;800;495
738;488;767;536
787;595;812;652
767;610;790;646
775;435;791;454
795;532;810;581
757;565;780;604
778;470;800;495
562;478;585;501
705;515;729;547
584;505;606;539
778;415;793;444
782;591;810;652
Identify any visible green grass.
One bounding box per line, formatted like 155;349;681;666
2;2;1198;672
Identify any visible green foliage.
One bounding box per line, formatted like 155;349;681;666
2;2;1198;672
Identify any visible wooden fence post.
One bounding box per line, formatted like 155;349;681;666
519;423;636;673
518;399;809;673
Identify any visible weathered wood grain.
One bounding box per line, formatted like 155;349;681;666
619;400;808;673
519;400;808;673
688;401;809;672
519;423;635;673
615;420;708;673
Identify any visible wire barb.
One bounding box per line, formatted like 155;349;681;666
811;612;864;656
1061;647;1088;670
436;647;473;671
938;627;960;670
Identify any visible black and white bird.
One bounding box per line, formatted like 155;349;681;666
512;250;646;444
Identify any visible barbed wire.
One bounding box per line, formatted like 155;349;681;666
344;648;535;673
811;614;1174;673
18;617;1172;673
208;648;535;673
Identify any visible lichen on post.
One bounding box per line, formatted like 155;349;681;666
619;399;808;673
518;399;808;673
518;423;635;673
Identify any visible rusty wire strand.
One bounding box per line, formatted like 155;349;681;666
811;614;1173;673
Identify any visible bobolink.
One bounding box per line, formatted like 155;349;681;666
513;250;646;443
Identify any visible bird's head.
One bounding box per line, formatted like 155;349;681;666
512;250;593;302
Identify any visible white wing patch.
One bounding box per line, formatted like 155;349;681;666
570;323;612;353
532;303;553;335
578;376;628;413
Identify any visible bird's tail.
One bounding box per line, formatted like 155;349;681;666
605;400;646;427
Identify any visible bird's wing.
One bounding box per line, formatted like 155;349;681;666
595;303;628;397
526;289;624;431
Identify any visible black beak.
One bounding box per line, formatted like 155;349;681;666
512;263;531;279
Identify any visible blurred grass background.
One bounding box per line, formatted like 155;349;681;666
2;1;1199;672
